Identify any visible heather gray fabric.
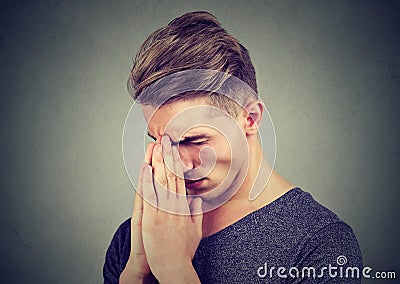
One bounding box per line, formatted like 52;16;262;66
103;188;362;283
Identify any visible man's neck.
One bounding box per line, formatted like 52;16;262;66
201;155;295;238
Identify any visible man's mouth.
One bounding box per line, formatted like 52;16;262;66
184;177;206;189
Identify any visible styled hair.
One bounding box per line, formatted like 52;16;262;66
128;11;258;116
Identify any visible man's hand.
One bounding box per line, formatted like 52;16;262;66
120;143;158;284
141;135;203;284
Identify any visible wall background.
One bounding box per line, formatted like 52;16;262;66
1;1;399;283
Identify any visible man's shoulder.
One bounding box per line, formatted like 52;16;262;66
193;188;362;283
287;187;341;223
256;187;347;238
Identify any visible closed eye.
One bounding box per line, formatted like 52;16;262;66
187;140;207;146
172;140;207;147
174;135;211;146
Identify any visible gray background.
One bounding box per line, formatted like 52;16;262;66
1;0;399;283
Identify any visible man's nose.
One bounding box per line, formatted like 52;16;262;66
177;146;196;172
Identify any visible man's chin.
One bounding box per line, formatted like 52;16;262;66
186;178;242;210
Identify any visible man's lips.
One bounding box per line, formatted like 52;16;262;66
184;177;206;189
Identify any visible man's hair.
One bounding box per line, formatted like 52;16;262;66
128;11;258;116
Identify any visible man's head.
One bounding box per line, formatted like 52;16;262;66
129;11;265;205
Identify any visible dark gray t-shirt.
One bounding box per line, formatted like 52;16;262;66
103;188;362;283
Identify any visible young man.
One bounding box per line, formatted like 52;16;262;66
104;11;362;283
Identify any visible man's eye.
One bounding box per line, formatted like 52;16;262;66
179;140;207;146
191;141;207;145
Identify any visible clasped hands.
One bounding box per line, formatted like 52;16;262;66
120;135;203;284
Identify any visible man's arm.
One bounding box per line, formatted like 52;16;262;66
103;218;130;284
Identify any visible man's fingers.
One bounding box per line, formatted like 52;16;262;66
132;163;146;226
142;164;158;217
172;145;186;196
190;198;203;236
151;143;169;205
130;164;147;259
144;142;156;165
151;144;165;186
161;135;177;195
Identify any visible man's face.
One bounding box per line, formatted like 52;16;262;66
142;97;249;201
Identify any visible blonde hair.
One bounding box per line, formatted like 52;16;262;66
128;11;258;116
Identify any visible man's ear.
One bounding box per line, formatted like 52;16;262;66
243;100;264;136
